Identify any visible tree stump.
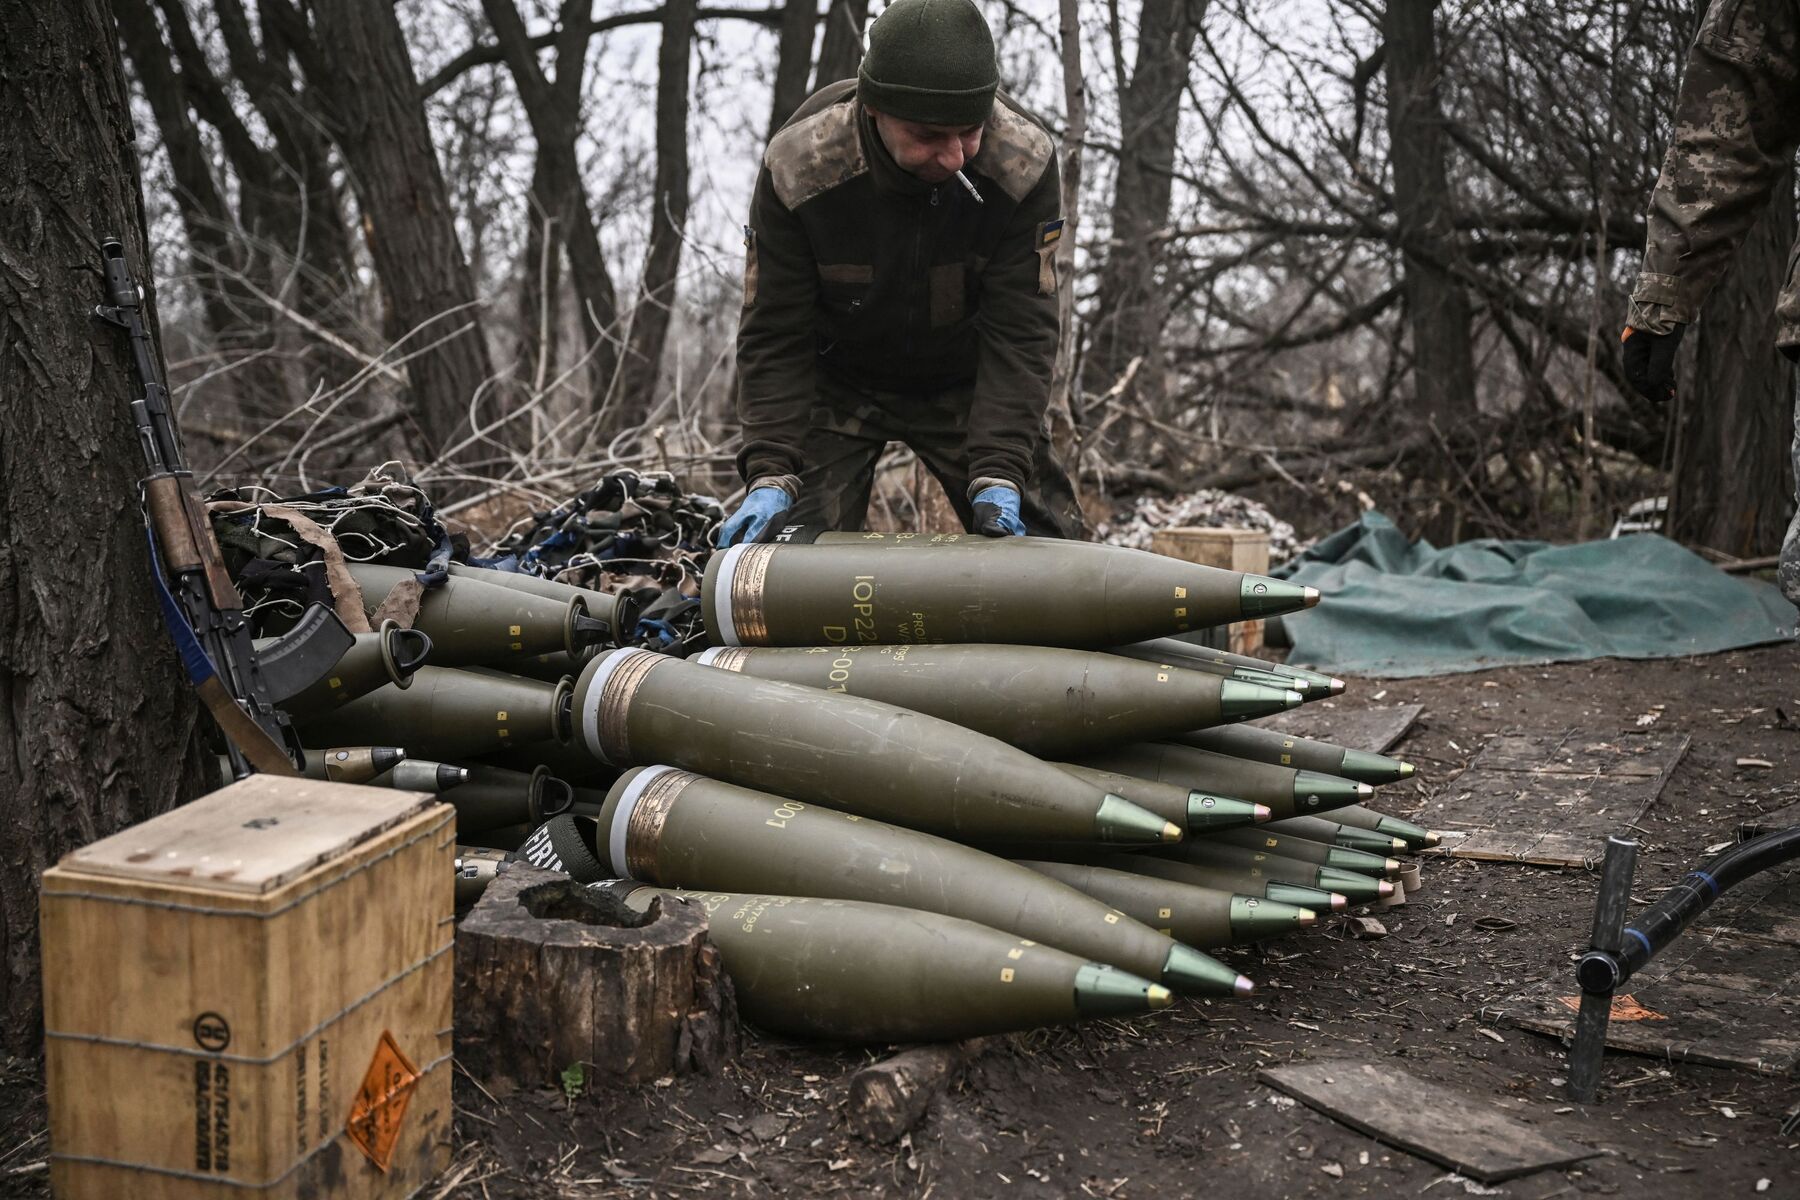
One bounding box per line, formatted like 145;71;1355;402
456;866;737;1090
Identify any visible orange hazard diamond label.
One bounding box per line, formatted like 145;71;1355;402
346;1031;421;1172
1555;993;1667;1022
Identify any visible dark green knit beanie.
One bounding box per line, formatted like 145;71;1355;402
857;0;999;127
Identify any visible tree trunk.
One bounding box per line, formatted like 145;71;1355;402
178;0;359;336
113;0;247;353
1085;0;1207;408
265;0;495;456
1048;0;1087;470
613;0;698;426
0;0;206;1055
1382;0;1476;431
768;0;819;137
517;155;570;391
1675;167;1798;557
484;0;621;406
115;0;309;421
813;0;868;88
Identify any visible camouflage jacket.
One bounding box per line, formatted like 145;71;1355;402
735;80;1063;490
1629;0;1800;349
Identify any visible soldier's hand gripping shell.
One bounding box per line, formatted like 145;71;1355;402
718;484;794;547
971;483;1026;537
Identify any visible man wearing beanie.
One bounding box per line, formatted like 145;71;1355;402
718;0;1083;545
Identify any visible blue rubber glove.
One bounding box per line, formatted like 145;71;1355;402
971;484;1026;537
718;485;793;546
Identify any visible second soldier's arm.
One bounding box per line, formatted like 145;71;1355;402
1629;0;1800;335
969;152;1063;493
736;164;820;486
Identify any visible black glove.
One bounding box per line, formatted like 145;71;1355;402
1621;322;1686;403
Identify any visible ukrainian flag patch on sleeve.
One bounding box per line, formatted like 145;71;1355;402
1038;218;1065;248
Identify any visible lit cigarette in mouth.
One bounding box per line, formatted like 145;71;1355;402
955;170;984;204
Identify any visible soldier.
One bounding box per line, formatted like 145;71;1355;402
717;0;1083;546
1621;0;1799;603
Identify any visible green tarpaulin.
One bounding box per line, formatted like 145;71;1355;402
1268;512;1796;678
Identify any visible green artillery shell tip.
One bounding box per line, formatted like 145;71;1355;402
1095;793;1185;844
1217;680;1307;720
1073;962;1172;1016
1339;749;1414;786
1185;793;1269;832
1161;944;1248;997
1238;575;1318;619
1399;762;1416;779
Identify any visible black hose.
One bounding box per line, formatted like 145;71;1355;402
1578;824;1800;993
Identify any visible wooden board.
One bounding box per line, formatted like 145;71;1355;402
1737;799;1800;840
1495;865;1800;1075
1154;528;1270;656
1258;1060;1597;1183
1422;730;1688;867
57;774;433;894
1250;702;1423;755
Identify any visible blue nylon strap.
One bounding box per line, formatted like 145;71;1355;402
1624;927;1653;957
1687;869;1720;898
144;527;217;687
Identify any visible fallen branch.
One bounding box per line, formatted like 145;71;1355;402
845;1038;995;1144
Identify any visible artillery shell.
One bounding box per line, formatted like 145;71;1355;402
1074;741;1372;819
1057;763;1269;832
599;766;1249;996
345;562;611;667
1172;723;1414;785
264;619;431;718
693;643;1298;755
299;745;405;784
703;535;1318;649
296;667;574;759
1015;859;1316;947
573;649;1178;844
613;884;1173;1041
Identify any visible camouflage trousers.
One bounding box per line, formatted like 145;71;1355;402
1782;374;1800;611
786;374;1085;538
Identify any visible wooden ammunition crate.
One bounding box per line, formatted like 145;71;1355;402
42;776;455;1199
1150;527;1272;656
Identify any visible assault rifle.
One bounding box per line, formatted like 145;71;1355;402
95;238;351;778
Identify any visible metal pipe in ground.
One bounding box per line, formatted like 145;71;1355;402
1566;835;1639;1103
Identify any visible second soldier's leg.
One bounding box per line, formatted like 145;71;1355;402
903;385;1086;538
787;377;891;531
1780;371;1800;612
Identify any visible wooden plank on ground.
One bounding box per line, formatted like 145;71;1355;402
1251;702;1423;755
1419;729;1689;867
1503;988;1800;1075
1496;865;1800;1074
1258;1060;1598;1183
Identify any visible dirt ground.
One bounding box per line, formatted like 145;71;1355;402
4;642;1797;1198
420;641;1800;1199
